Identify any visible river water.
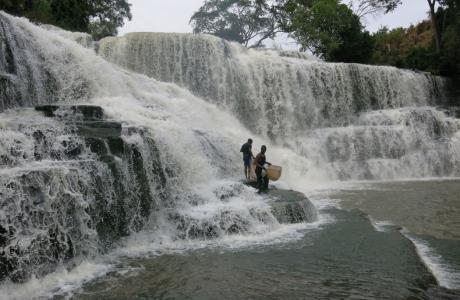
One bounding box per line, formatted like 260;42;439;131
3;179;453;300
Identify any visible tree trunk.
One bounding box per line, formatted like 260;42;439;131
427;0;441;53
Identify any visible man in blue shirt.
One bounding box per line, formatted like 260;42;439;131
240;139;255;180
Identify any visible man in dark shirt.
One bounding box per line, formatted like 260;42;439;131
254;145;271;193
240;139;254;180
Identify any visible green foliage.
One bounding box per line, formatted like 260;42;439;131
50;0;91;32
86;0;132;40
438;0;460;78
0;0;31;15
0;0;131;40
368;0;459;79
369;24;439;71
285;0;374;62
404;47;438;71
190;0;279;47
371;27;405;66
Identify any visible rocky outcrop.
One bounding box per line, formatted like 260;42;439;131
244;181;317;224
0;105;170;283
268;189;318;224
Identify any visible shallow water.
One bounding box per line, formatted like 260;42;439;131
331;179;460;240
46;180;459;300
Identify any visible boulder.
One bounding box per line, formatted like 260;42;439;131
268;189;318;224
244;181;318;224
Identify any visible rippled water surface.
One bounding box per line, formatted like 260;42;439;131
64;180;460;300
332;179;460;240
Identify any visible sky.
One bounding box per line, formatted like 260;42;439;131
119;0;431;47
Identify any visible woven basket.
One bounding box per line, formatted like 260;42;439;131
266;165;282;181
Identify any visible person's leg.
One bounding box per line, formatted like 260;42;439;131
256;168;263;193
263;176;269;191
248;158;252;180
243;157;250;179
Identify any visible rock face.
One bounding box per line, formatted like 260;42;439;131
268;189;318;224
244;181;317;224
0;105;171;283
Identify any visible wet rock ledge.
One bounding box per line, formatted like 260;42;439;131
35;105;122;138
244;181;318;224
0;105;169;283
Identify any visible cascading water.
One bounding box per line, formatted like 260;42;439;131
98;32;450;138
0;11;317;286
0;10;459;298
99;32;460;180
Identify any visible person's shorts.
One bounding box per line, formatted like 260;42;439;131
243;157;252;167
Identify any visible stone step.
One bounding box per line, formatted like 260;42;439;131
35;105;121;138
35;105;104;120
76;121;121;138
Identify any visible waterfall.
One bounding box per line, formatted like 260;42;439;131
0;12;316;284
98;32;460;179
99;32;450;140
0;11;459;286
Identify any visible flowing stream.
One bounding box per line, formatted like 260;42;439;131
0;11;459;299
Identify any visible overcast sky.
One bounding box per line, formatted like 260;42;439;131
119;0;430;46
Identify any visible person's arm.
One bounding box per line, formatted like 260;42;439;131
249;146;255;159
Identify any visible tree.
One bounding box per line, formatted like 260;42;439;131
347;0;401;17
370;22;438;71
50;0;91;33
87;0;132;40
350;0;445;53
50;0;132;39
426;0;444;53
371;27;406;66
366;0;459;79
284;0;374;62
190;0;281;47
0;0;28;15
0;0;131;40
438;0;460;78
0;0;53;22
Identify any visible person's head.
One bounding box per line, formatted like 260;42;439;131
261;145;266;153
248;138;253;145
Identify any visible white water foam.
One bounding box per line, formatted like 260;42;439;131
0;214;332;300
403;231;460;290
367;217;397;233
0;262;114;300
114;212;333;258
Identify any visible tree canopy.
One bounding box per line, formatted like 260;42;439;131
190;0;280;47
0;0;131;40
191;0;373;62
282;0;374;62
347;0;402;17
